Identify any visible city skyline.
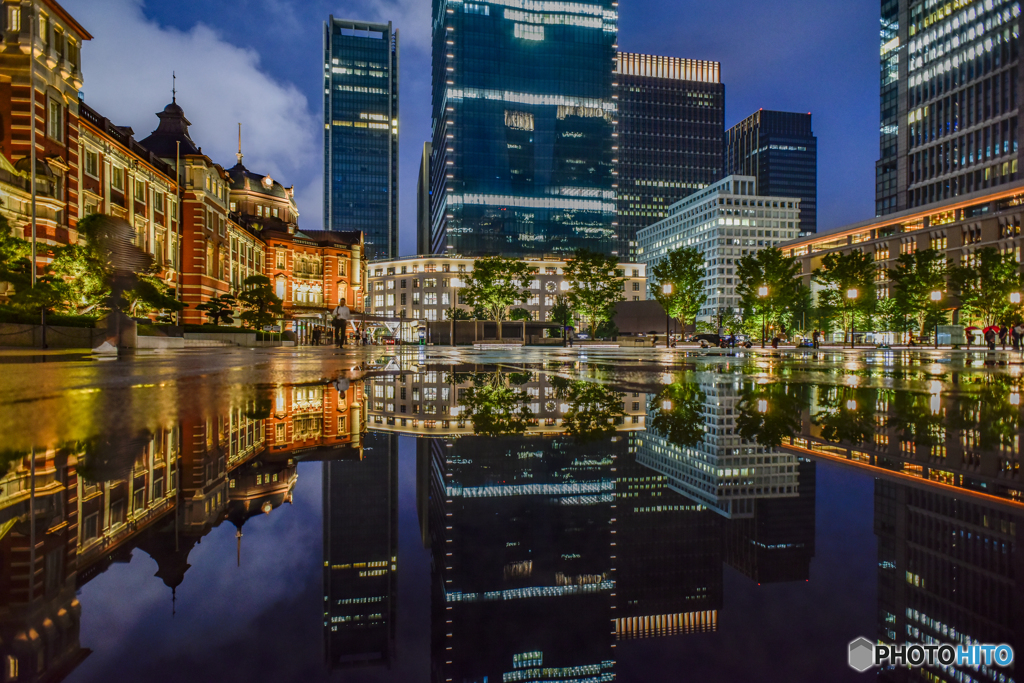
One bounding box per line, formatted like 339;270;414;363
61;0;878;257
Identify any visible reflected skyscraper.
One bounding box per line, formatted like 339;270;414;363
323;432;399;669
874;481;1023;682
429;0;618;257
428;434;618;683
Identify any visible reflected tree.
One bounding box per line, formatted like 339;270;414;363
648;381;706;447
812;386;878;446
458;373;535;437
550;377;625;443
736;382;808;448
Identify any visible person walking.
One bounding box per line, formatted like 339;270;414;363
312;328;322;346
332;299;351;348
812;330;820;349
1000;325;1009;350
985;327;997;350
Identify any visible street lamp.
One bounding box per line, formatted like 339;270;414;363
846;288;858;349
662;283;673;348
758;286;768;348
1012;292;1022;305
930;290;943;349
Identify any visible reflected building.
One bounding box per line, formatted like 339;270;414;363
363;367;647;436
323;431;399;670
874;481;1023;683
636;377;801;519
613;448;722;638
723;457;816;584
428;434;619;683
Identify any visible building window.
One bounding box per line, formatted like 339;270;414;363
230;201;237;212
134;179;146;202
111;166;124;191
276;249;286;269
7;7;21;32
47;99;62;141
84;150;98;177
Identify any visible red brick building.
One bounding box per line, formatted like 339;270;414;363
0;0;91;260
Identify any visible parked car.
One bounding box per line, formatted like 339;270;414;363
693;333;721;346
381;336;398;345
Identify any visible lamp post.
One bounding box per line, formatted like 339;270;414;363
930;290;943;349
450;277;462;347
846;288;858;349
758;286;768;348
662;283;672;348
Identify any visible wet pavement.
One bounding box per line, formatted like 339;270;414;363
0;346;1020;683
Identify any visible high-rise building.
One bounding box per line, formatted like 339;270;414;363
875;0;1021;217
725;110;817;234
429;0;618;258
322;432;398;669
637;176;800;323
616;53;725;259
323;18;399;261
417;141;432;256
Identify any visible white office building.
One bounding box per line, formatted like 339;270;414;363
636;175;800;322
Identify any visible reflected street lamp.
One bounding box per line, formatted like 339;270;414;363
930;290;942;349
846;288;858;349
662;283;673;348
758;286;768;348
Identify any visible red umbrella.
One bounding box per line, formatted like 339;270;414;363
983;325;1000;334
965;326;981;331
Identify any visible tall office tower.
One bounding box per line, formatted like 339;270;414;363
417;142;432;256
429;0;619;258
874;481;1023;683
876;0;1022;216
725;110;817;235
323;18;399;261
323;432;398;669
616;54;725;259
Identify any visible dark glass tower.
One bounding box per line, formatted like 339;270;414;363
725;110;817;234
322;432;398;669
323;18;399;261
429;0;618;258
616;53;725;260
876;0;1022;216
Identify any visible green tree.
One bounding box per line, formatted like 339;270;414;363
648;381;706;447
949;246;1024;327
550;377;625;442
650;247;705;334
564;249;624;337
236;275;284;330
0;217;59;314
460;255;536;339
888;249;947;340
813;251;877;346
509;307;532;321
736;247;807;344
196;293;237;326
122;275;184;321
0;215;30;284
444;307;472;321
549;295;574;343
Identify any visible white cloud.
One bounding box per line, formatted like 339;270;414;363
344;0;431;50
63;0;322;227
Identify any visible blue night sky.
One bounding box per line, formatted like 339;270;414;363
64;0;879;255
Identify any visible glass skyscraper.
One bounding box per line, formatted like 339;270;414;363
724;110;817;234
875;0;1021;216
429;0;618;258
616;53;725;259
323;18;399;261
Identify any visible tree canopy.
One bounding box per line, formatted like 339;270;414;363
736;247;807;336
949;246;1024;327
888;249;948;338
460;256;535;338
813;251;876;340
650;247;705;332
237;274;284;330
563;249;624;336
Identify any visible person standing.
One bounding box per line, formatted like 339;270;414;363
332;299;351;348
1000;325;1009;350
985;327;997;350
812;330;820;349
